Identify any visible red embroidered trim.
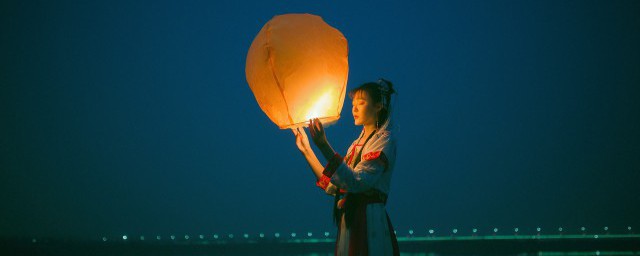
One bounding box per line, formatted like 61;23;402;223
346;148;357;166
362;151;382;161
315;175;331;190
316;153;343;191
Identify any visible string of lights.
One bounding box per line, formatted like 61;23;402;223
82;225;638;244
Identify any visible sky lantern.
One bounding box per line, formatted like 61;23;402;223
245;13;349;129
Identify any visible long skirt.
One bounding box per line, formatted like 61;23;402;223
335;203;399;256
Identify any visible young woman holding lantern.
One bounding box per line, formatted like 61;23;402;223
293;78;399;256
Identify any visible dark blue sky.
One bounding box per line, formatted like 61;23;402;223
1;0;639;239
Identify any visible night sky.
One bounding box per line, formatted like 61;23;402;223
2;1;639;239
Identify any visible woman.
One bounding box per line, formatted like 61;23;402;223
293;79;399;256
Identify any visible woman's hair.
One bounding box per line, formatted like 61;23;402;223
348;78;397;130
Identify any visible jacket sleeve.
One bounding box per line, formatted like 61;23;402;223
316;143;353;193
318;133;395;193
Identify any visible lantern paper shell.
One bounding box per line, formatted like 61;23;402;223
245;13;349;129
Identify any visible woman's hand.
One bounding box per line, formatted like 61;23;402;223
292;127;312;155
308;118;328;147
309;118;337;161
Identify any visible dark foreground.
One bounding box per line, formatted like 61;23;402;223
2;234;639;256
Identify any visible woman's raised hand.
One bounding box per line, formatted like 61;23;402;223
292;127;311;155
308;118;329;147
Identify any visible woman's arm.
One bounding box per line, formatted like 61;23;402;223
293;127;324;179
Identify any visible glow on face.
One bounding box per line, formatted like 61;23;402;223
351;91;377;126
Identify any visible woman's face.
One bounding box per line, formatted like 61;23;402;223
351;90;381;126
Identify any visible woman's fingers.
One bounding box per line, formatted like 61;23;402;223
299;127;308;139
307;118;327;141
312;118;318;133
308;119;316;137
315;118;324;133
312;118;323;135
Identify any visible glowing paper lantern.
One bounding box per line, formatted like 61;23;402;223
245;13;349;129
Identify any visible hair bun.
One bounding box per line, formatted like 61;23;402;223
377;78;396;95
